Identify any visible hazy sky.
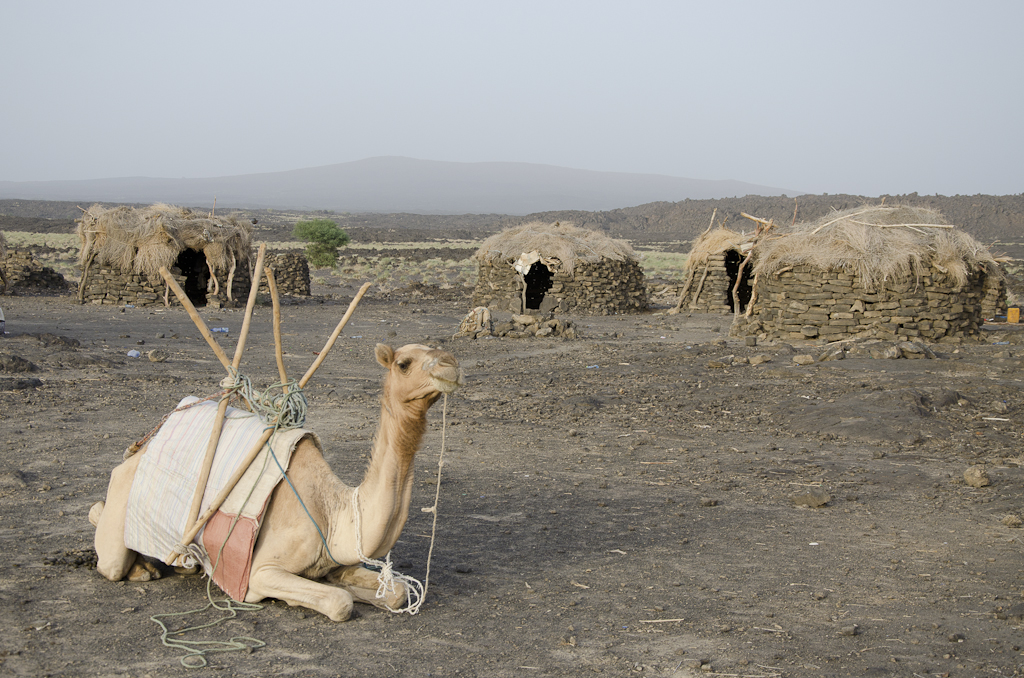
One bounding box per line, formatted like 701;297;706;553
3;1;1022;196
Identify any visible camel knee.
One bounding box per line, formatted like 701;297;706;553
321;591;354;622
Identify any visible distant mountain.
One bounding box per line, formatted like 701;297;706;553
0;157;796;215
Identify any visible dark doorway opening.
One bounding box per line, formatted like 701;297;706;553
173;248;209;306
524;265;553;310
724;250;753;313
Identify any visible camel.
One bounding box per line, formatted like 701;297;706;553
90;342;462;621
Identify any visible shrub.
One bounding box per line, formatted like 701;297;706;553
293;219;350;269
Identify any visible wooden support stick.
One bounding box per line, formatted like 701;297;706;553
298;282;372;389
264;265;289;388
231;244;266;374
158;267;232;372
689;264;710;310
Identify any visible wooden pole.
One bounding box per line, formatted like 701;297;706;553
298;282;372;389
158;267;232;373
264;265;288;388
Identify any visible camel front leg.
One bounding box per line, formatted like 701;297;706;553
246;565;355;621
325;565;408;611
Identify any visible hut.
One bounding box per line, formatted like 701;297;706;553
74;204;310;307
671;225;756;314
731;205;1005;343
471;222;647;315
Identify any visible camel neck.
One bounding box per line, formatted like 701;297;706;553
348;399;429;559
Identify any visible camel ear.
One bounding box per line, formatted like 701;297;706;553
375;343;394;368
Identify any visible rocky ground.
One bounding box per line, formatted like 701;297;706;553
1;285;1023;677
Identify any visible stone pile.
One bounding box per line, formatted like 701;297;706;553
473;259;646;315
732;264;1002;344
2;249;71;293
454;312;579;340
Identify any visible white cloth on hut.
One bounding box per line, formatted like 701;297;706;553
124;396;319;599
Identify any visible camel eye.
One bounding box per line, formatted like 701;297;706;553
397;359;412;372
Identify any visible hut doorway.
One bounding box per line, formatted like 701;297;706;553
173;248;209;306
524;265;554;310
724;250;753;313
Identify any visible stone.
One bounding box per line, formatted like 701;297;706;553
791;489;830;508
1001;514;1022;528
963;467;990;488
749;355;772;366
792;354;815;365
147;349;169;363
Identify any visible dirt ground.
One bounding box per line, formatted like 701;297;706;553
1;286;1023;678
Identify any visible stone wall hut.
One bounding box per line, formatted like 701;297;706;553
672;226;756;314
75;204;311;307
471;222;647;315
731;205;1005;344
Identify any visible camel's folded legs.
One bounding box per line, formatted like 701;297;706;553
325;565;408;611
246;565;355;622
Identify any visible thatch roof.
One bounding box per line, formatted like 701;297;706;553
751;205;998;288
474;221;638;276
76;203;254;278
684;226;753;272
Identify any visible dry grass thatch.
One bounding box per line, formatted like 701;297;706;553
751;205;997;288
76;203;254;279
685;227;752;272
474;221;637;276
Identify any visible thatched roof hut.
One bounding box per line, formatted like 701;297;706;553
672;226;757;314
76;204;254;306
732;205;1004;343
472;222;647;315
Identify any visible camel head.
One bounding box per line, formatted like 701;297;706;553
375;343;462;408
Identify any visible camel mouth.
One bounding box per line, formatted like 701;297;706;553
431;369;463;394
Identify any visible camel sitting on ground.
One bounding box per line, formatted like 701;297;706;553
90;343;462;621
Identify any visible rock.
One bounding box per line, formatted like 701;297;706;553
792;354;815;365
146;349;169;363
963;467;991;488
1001;514;1022;528
749;354;772;366
791;489;830;508
818;345;846;362
512;314;538;326
840;624;860;636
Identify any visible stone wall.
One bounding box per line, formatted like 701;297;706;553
472;258;647;315
257;252;310;297
732;264;1004;344
2;249;70;293
79;249;310;307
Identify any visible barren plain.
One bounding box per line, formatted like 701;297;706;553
1;280;1023;677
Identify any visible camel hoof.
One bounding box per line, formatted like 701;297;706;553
127;560;162;582
173;564;200;575
88;501;105;527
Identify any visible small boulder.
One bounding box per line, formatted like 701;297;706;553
963;466;991;488
793;354;816;366
147;349;169;363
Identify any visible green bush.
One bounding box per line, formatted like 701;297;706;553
292;219;350;269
